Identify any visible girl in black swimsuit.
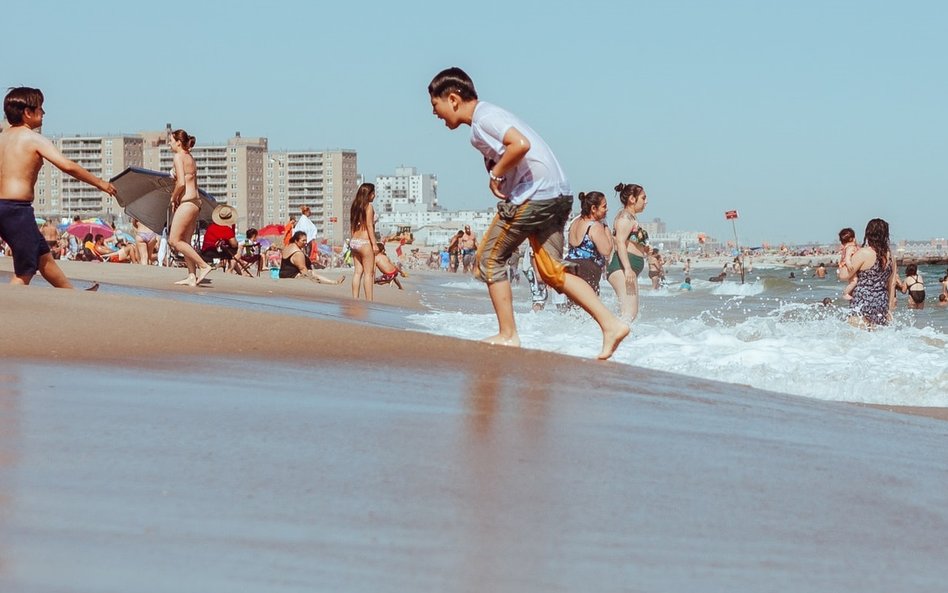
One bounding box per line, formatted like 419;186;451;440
900;263;926;309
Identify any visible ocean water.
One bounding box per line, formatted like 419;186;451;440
409;264;948;407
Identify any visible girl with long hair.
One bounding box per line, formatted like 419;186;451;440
349;183;377;300
168;129;213;286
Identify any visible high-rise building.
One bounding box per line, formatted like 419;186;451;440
143;130;267;231
265;149;358;246
374;166;438;215
27;126;358;243
34;134;143;220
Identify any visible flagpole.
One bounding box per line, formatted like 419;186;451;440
731;218;744;284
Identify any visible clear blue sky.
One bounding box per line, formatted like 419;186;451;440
4;0;945;245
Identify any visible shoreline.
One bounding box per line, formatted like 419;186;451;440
1;258;946;422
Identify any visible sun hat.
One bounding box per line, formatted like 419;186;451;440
212;204;238;226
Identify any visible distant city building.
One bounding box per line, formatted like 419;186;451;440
34;134;143;219
266;149;358;246
27;126;358;244
375;166;438;215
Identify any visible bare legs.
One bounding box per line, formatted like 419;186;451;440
10;253;74;288
350;241;375;300
607;270;640;322
169;202;212;286
484;275;629;360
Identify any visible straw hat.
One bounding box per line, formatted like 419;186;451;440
212;204;238;226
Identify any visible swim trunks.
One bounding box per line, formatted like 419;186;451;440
476;195;574;289
0;200;51;277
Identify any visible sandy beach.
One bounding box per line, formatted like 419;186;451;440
1;258;947;592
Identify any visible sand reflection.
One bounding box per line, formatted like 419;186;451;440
459;360;556;585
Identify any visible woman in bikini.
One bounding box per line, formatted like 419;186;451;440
348;182;377;300
132;218;157;266
899;263;926;310
564;191;612;296
168;129;213;286
605;183;649;321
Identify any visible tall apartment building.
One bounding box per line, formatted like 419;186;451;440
33;134;144;220
23;124;358;244
375;166;439;215
265;149;358;247
143;130;267;231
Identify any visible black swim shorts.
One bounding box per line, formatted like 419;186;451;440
0;200;51;277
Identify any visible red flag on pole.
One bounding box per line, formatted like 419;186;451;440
725;210;739;220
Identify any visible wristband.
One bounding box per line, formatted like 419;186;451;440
489;171;505;183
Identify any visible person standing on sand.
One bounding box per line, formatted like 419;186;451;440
0;87;115;289
428;67;628;359
167;129;213;287
348;183;377;300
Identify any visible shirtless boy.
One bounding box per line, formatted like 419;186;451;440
0;87;116;287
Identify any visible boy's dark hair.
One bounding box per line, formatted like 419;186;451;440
4;87;44;125
428;67;478;100
838;227;855;244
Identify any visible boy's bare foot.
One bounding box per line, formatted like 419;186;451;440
195;265;213;285
174;276;195;286
85;282;99;292
597;322;631;360
482;334;521;347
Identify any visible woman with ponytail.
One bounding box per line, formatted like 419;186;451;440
565;191;612;295
168;129;213;286
605;182;649;321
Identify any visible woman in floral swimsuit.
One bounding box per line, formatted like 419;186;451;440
839;218;897;327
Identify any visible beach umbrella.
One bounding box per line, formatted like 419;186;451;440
257;224;285;237
109;166;217;233
66;221;113;239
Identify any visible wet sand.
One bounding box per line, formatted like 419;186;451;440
1;259;948;592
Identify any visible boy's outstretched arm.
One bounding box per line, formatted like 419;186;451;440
488;127;530;200
36;135;116;195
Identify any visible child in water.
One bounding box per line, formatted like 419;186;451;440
837;227;859;300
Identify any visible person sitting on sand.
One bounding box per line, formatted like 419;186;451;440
279;231;344;284
89;234;137;263
374;242;403;289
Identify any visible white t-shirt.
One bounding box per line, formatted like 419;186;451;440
470;101;571;205
294;215;318;242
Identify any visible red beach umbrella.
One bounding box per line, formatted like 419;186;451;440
258;224;285;237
